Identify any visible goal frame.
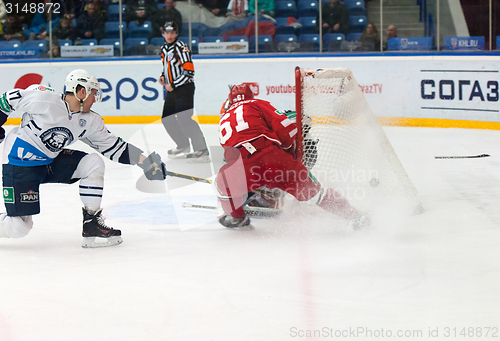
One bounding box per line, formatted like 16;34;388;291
294;66;305;163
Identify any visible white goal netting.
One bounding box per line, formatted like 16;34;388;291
296;67;419;211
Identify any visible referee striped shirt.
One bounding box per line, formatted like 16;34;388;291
160;39;195;89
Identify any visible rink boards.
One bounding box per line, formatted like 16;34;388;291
0;53;499;129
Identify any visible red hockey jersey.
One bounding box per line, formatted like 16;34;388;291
219;99;297;150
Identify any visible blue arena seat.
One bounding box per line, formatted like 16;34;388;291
107;4;126;21
275;17;296;35
202;36;224;43
297;0;319;18
296;16;317;35
349;15;367;33
323;33;345;51
0;40;22;49
150;37;165;46
249;35;273;53
58;39;72;46
274;33;297;44
104;21;127;39
274;1;297;18
22;40;47;53
344;0;366;16
100;38;122;56
80;39;98;46
226;35;249;43
124;37;149;55
299;33;320;52
128;20;152;38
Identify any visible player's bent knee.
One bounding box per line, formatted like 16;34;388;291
74;153;105;180
0;215;33;238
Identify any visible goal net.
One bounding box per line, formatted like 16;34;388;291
295;67;419;212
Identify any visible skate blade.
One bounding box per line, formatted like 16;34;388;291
82;236;123;248
167;153;188;159
187;156;211;164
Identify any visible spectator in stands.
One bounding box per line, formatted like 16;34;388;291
91;0;108;18
359;22;380;51
125;0;157;26
10;0;36;29
53;16;77;41
64;0;91;20
319;0;349;37
249;0;274;18
153;0;182;38
387;24;397;39
0;14;25;42
0;0;7;26
51;41;61;57
76;1;105;41
27;4;60;41
29;3;60;30
197;0;229;17
226;0;249;20
383;24;397;50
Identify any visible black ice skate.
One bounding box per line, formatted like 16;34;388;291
219;214;251;228
82;208;123;248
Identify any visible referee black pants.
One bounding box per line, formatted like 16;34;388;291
161;82;208;152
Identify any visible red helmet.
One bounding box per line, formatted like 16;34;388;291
228;83;254;104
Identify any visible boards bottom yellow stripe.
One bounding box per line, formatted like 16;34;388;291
5;116;500;130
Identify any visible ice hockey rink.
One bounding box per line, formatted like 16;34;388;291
1;122;500;341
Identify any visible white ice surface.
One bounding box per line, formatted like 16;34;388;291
1;124;500;341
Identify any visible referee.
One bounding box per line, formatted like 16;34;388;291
158;21;210;163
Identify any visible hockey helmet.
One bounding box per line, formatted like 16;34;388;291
65;69;102;102
228;83;254;104
163;21;178;34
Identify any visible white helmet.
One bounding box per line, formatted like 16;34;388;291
64;69;102;102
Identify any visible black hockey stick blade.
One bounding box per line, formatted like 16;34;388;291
435;154;490;159
166;171;212;184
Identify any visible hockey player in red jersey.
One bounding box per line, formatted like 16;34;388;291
216;83;368;228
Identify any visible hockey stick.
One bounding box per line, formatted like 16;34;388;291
435;154;490;159
167;171;212;184
182;202;216;210
182;202;282;218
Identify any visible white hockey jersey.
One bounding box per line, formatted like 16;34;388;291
0;85;133;166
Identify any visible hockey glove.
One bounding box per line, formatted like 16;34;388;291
139;152;167;181
0;127;5;143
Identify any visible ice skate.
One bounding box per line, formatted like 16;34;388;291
167;147;190;159
219;214;250;228
348;212;370;230
82;208;122;248
186;149;211;163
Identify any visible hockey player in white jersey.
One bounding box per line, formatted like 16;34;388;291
0;69;168;248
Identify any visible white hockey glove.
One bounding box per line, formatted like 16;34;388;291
139;152;167;181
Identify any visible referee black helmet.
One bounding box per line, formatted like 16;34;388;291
163;21;178;34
